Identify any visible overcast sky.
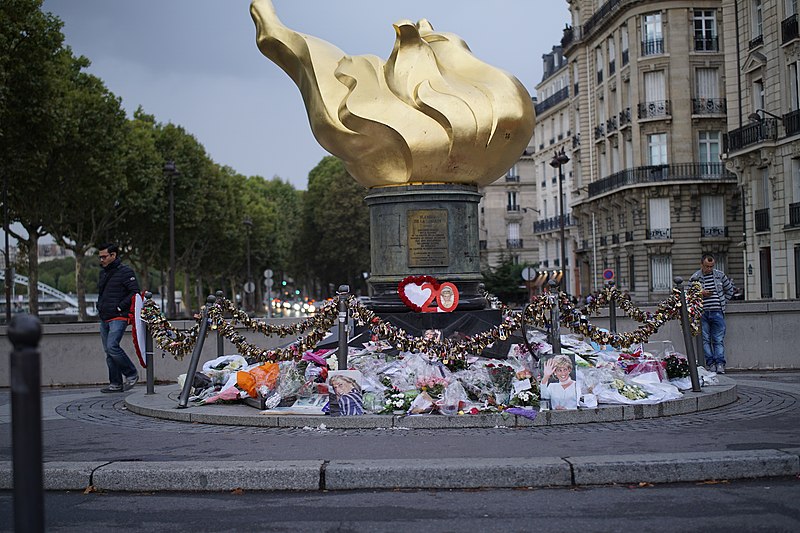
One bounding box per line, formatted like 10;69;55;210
40;0;571;191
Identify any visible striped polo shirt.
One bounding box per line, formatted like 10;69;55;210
701;271;722;311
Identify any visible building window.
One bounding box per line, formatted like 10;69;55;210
694;68;722;114
701;195;726;237
507;191;519;211
760;167;771;209
572;62;580;95
648;197;671;239
752;0;763;38
507;222;521;249
693;10;718;51
698;131;721;174
621;25;629;65
789;61;800;111
629;255;636;291
607;36;616;75
596;47;604;83
642;12;664;56
753;79;765;112
641;70;668;118
650;254;673;292
760;246;773;298
647;133;668;165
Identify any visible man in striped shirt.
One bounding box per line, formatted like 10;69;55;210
691;253;735;374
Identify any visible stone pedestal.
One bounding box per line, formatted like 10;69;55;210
365;184;485;312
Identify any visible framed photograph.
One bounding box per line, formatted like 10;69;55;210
327;370;364;416
538;353;578;411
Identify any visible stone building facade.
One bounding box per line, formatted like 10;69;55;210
563;0;744;302
721;0;800;300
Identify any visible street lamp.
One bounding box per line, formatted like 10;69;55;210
550;148;570;294
242;216;253;312
163;161;179;319
3;176;10;323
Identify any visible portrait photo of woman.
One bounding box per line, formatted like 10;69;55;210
327;371;364;416
539;354;578;411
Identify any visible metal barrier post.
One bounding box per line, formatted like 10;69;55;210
337;285;350;371
9;314;44;533
177;294;215;408
674;277;701;392
607;280;617;334
548;280;561;355
144;292;155;395
215;290;225;357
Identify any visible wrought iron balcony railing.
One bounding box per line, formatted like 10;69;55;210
782;14;799;45
505;174;520;182
619;108;631;126
625;231;635;242
785;109;800;136
749;34;763;49
606;116;618;133
594;124;606;139
533;214;574;234
647;228;672;239
534;86;570;116
587;162;735;197
724;119;778;152
789;202;800;227
692;98;727;115
694;36;719;52
701;226;728;237
641;38;664;56
507;239;524;249
638;100;671;119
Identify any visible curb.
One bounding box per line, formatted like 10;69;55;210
2;449;798;492
124;378;738;429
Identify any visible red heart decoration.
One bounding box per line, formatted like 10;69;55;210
398;275;440;312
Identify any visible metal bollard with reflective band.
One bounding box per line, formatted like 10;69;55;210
674;277;701;392
337;285;350;371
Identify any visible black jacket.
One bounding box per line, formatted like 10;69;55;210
98;258;140;321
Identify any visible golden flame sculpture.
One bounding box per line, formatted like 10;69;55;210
251;0;535;188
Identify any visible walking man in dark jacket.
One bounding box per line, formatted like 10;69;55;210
97;243;140;393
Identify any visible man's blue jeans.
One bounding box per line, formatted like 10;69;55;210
701;310;726;367
100;319;138;386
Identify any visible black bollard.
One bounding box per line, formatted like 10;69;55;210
9;313;44;533
674;277;701;392
548;280;561;355
337;285;350;371
607;281;617;334
177;295;214;408
144;292;155;395
215;290;225;357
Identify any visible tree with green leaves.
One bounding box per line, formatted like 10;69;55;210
482;257;534;306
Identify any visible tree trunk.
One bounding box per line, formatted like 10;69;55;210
182;272;192;315
230;278;237;308
75;249;88;321
23;227;40;316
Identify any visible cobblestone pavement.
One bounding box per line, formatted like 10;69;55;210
1;372;798;462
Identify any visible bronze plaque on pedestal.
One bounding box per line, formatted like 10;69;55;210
408;209;449;267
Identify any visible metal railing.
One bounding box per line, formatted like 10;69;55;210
572;134;581;148
600;236;608;246
606;116;618;133
505;174;520;182
638;100;671;119
790;202;800;227
622;49;629;65
507;239;524;249
583;0;622;36
724;119;778;152
694;36;719;51
701;226;728;237
507;205;521;212
588;162;735;197
612;233;620;244
692;98;727;115
749;34;763;49
533;214;574;234
641;38;664;56
648;228;672;239
619;108;631;126
594;124;605;139
534;86;570;115
785;109;800;136
625;231;635;242
782;14;799;44
755;208;770;232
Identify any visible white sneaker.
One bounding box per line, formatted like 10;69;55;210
123;373;139;391
716;364;726;374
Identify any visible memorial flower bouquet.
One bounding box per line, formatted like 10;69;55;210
485;363;516;393
382;389;417;413
610;378;649;400
509;388;539;408
663;353;690;379
416;376;448;400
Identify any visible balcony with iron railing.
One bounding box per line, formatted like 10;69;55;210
583;0;622;37
611;233;620;244
694;36;719;52
609;59;616;75
619;108;631;127
724;119;778;152
534;86;570;116
749;34;763;49
638;100;671;119
782;14;799;45
594;124;606;140
621;48;629;65
789;202;800;227
587;162;735;197
507;239;524;249
785;109;800;136
597;70;604;84
505;174;520;183
755;208;770;232
606;116;618;133
625;231;635;242
641;38;664;56
533;213;574;234
599;236;608;246
572;134;581;148
647;228;672;240
507;205;521;213
692;98;727;115
701;226;728;238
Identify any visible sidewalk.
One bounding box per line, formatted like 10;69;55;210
1;371;799;492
